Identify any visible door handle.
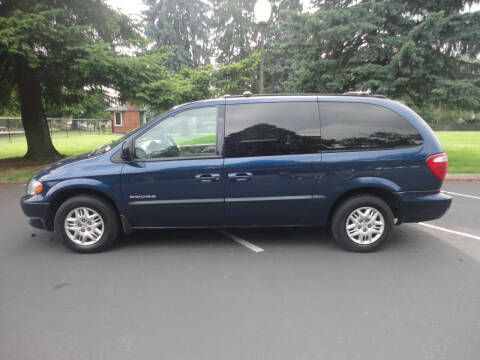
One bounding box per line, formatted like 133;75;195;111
228;172;252;182
195;173;221;183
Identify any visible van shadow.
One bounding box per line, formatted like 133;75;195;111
116;225;417;253
116;228;232;250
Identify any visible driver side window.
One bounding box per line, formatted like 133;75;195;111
135;106;218;160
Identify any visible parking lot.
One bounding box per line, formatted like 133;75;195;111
1;182;479;360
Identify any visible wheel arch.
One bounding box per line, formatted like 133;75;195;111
327;186;403;226
45;186;121;231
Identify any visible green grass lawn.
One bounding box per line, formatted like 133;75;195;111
0;131;479;181
0;132;122;159
435;131;480;174
0;133;121;181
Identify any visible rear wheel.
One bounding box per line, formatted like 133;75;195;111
331;194;394;252
54;195;119;253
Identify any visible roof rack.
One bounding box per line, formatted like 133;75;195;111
220;92;389;99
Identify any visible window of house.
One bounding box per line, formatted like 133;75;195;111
115;112;122;126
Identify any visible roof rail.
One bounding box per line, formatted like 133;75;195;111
220;92;388;99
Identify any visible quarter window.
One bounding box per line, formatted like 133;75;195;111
224;102;321;157
320;102;423;150
134;106;217;160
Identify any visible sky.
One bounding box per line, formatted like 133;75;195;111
104;0;321;18
106;0;147;19
106;0;480;19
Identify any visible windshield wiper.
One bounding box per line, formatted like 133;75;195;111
90;144;112;156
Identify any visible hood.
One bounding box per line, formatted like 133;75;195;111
33;151;105;181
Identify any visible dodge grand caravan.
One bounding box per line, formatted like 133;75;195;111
21;94;452;253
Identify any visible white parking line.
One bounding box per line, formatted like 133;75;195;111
442;191;480;200
219;230;265;253
418;222;480;241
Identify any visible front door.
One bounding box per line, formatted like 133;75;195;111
122;106;224;228
223;100;322;226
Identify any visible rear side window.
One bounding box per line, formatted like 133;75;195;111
320;102;423;151
224;102;321;157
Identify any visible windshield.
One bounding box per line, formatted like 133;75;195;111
111;122;149;147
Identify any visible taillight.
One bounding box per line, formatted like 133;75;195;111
426;153;448;180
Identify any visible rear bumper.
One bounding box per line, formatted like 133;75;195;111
397;190;452;223
20;195;50;230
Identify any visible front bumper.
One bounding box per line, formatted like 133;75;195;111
20;195;50;230
397;190;452;223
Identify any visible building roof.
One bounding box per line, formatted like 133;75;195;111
106;105;146;112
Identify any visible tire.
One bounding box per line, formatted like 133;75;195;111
330;194;394;252
54;195;120;253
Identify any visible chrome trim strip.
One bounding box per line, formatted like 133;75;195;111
225;195;312;202
129;195;322;205
129;198;224;205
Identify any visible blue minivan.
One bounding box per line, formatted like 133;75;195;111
21;94;451;253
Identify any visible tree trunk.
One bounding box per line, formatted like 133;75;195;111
15;57;60;161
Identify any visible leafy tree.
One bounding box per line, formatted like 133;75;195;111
268;0;480;116
134;65;213;114
0;90;20;116
213;52;260;95
143;0;212;71
133;52;260;114
0;0;161;160
45;91;111;120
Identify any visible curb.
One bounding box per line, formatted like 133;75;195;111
445;174;480;181
0;180;26;185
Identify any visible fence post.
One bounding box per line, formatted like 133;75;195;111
7;118;11;143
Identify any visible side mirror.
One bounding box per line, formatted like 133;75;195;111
121;141;133;161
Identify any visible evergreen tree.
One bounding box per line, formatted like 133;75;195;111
211;0;257;63
268;0;480;115
211;0;301;64
143;0;212;70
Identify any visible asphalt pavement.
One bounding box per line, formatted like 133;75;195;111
1;182;479;360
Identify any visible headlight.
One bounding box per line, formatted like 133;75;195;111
27;179;43;195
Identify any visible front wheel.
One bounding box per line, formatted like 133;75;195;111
331;195;394;252
54;195;120;253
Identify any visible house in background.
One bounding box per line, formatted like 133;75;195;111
107;102;146;133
